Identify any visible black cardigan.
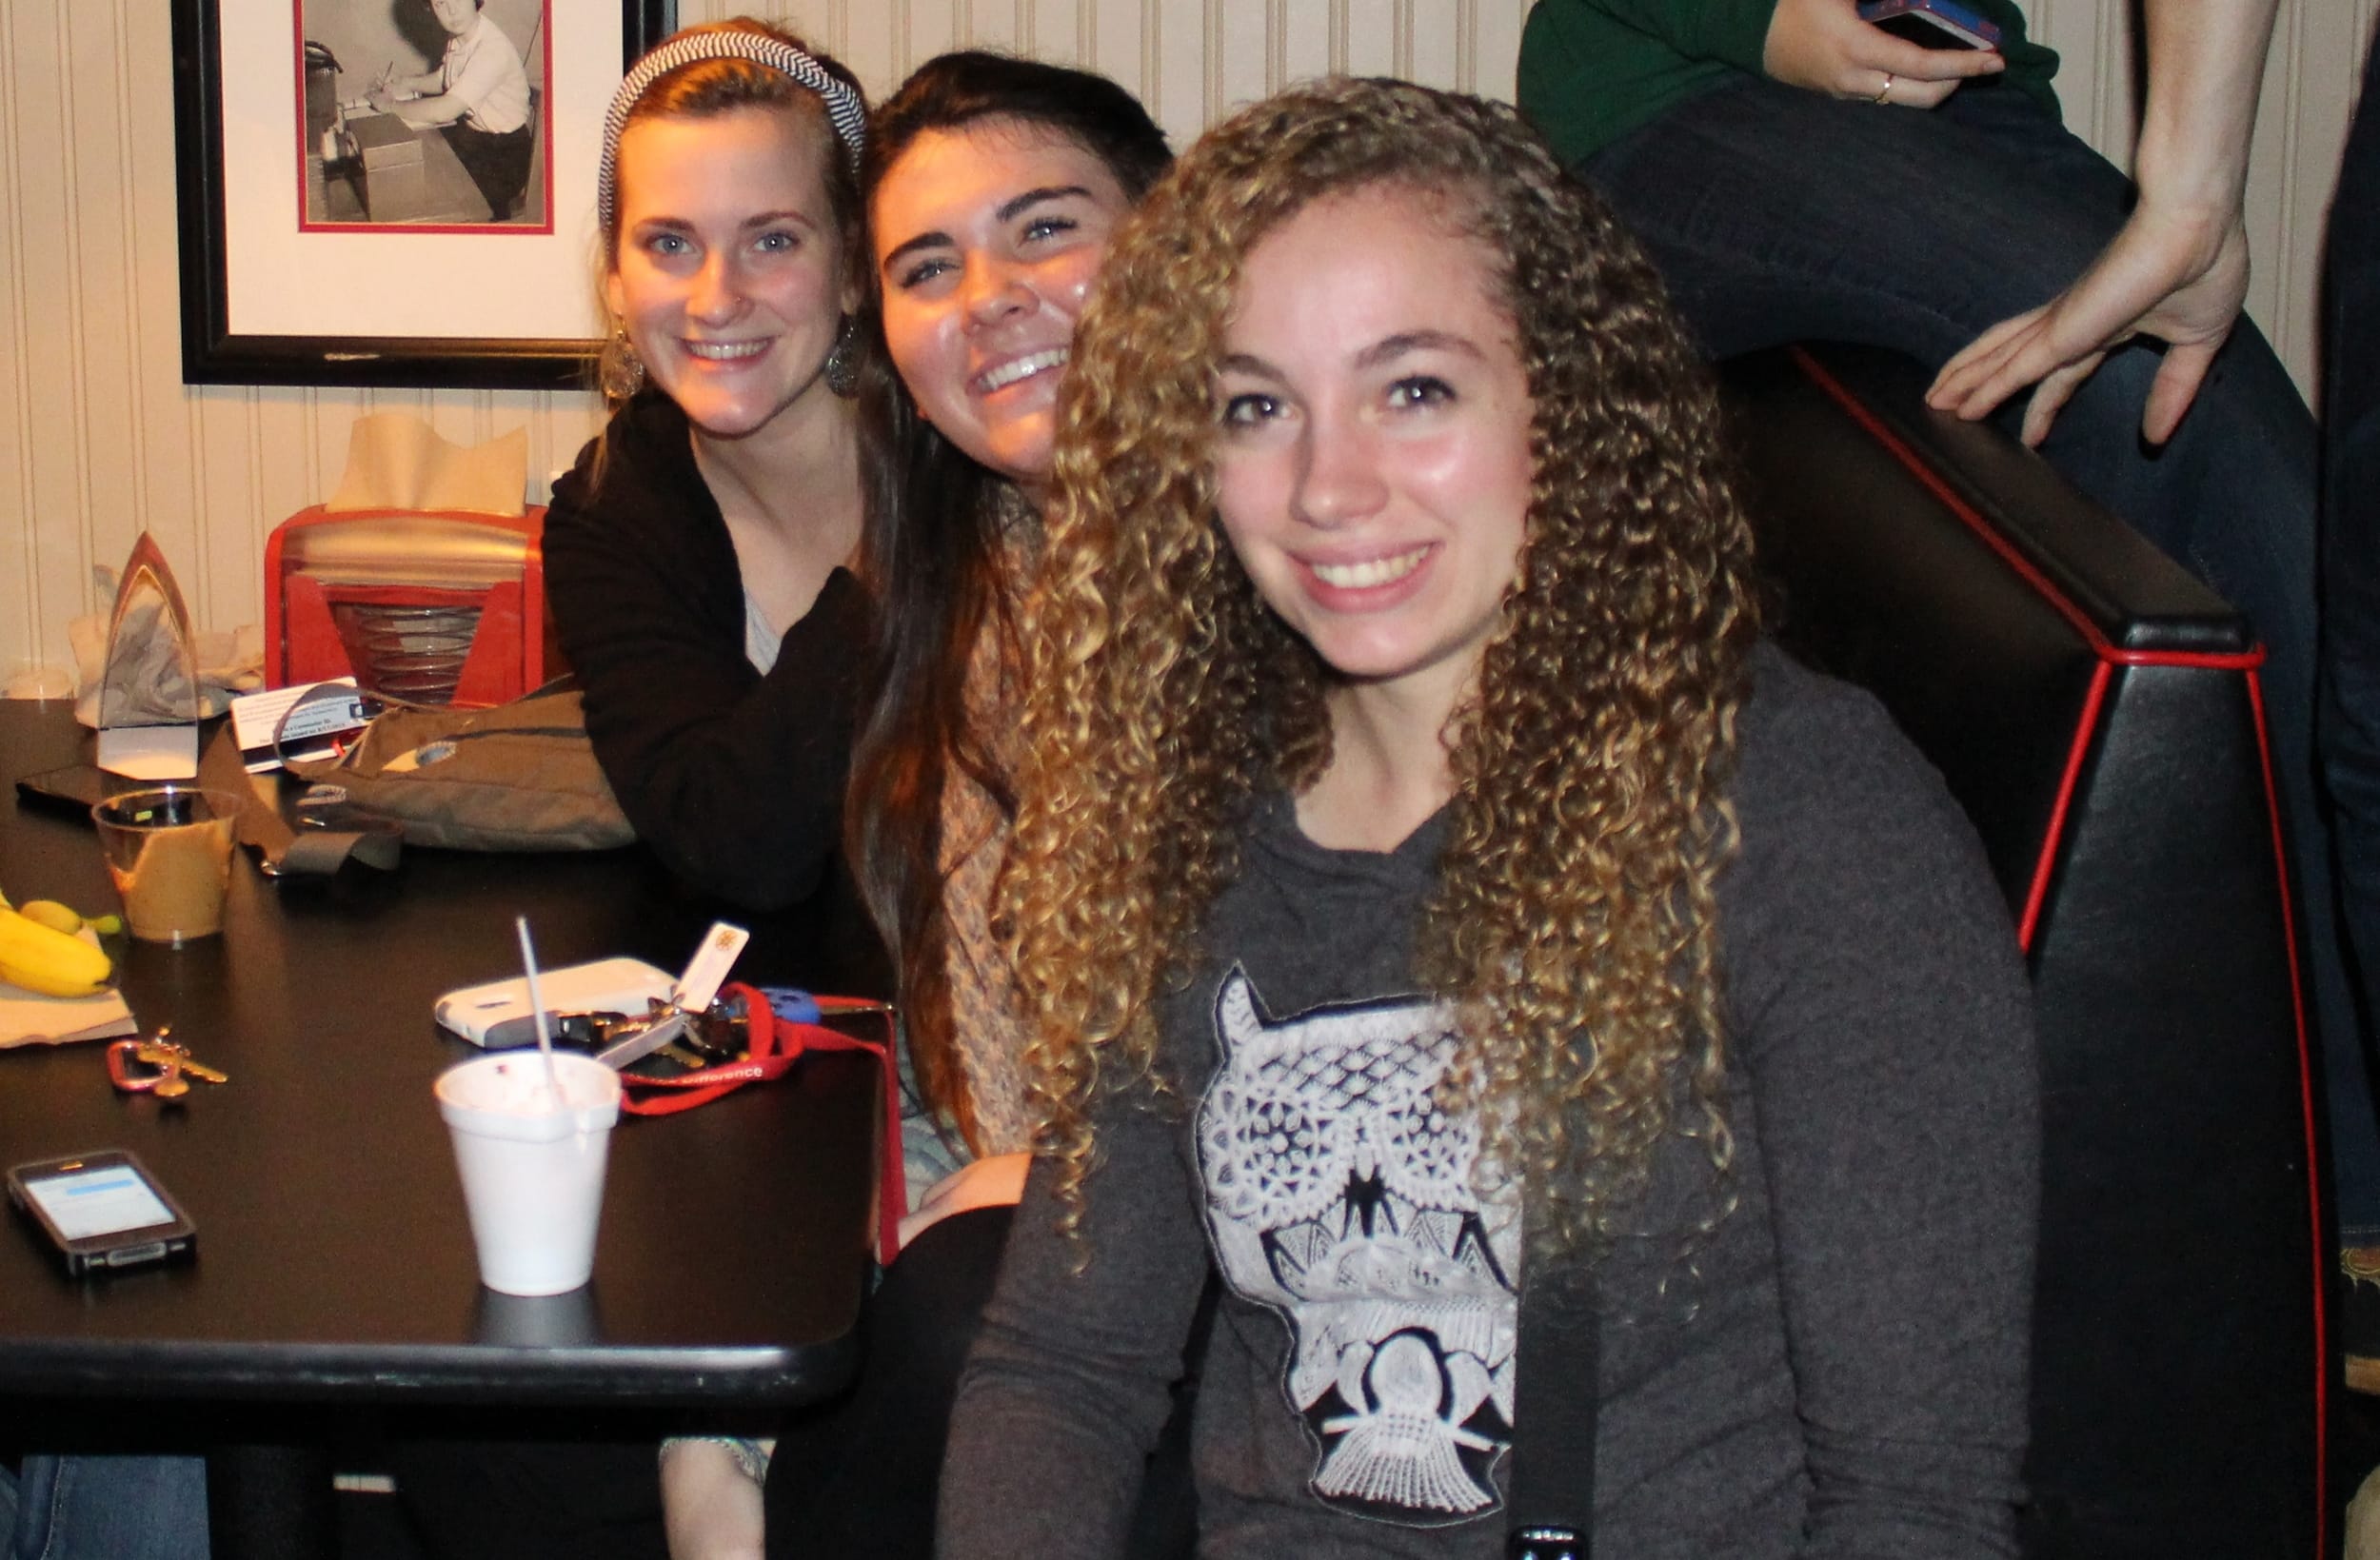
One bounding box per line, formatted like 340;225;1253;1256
544;390;868;909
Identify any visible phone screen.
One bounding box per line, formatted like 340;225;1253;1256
1877;11;1981;48
20;1163;176;1239
1857;0;1999;49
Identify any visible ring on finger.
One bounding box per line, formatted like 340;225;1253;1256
1874;72;1894;104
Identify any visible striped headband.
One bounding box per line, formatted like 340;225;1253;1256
598;31;866;237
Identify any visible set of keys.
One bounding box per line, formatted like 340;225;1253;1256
106;1029;230;1100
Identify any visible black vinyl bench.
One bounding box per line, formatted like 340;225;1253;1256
1726;342;2324;1560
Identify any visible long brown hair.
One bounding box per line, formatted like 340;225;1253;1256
843;52;1170;1155
1000;78;1760;1250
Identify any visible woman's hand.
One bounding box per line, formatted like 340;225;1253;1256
1925;0;2276;446
1762;0;2006;107
896;1152;1030;1251
1926;199;2248;445
659;1439;767;1560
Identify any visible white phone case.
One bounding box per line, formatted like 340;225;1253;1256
434;957;675;1049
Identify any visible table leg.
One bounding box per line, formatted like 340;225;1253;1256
206;1443;338;1560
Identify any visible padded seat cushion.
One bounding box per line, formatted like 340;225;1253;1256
1724;344;2321;1560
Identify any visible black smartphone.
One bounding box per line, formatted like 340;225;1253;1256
1857;0;2002;49
8;1150;198;1275
13;764;118;821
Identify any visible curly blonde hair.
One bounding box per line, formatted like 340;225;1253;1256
1000;77;1760;1252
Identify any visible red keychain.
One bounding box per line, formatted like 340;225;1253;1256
619;984;904;1264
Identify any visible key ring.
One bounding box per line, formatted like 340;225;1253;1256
106;1030;229;1100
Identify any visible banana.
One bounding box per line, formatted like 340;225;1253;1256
16;900;84;936
0;904;113;997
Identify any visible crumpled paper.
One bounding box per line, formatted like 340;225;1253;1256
326;414;526;516
69;563;264;726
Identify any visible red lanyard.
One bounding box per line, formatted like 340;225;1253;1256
619;983;903;1266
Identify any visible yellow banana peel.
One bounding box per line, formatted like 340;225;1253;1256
15;900;84;936
0;904;113;997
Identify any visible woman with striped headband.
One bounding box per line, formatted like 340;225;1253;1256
542;18;876;917
394;24;877;1560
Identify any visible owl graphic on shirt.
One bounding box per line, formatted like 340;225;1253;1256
1195;966;1521;1525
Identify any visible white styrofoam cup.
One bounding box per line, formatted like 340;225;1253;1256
434;1052;622;1296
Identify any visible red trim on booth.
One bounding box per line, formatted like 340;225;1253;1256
1790;349;2265;676
1793;348;2327;1555
2105;646;2269;670
2249;670;2330;1560
2016;662;2110;953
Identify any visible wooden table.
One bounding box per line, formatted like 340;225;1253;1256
0;701;888;1553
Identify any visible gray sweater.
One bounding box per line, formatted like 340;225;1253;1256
940;646;2038;1558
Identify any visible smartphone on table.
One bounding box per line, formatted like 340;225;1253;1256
8;1150;197;1275
1857;0;2002;49
13;764;120;821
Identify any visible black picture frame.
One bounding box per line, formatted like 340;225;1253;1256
171;0;675;389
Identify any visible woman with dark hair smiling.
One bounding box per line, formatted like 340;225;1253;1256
746;50;1178;1560
830;48;1173;1257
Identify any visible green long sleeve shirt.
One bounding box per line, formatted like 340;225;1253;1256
1517;0;2061;168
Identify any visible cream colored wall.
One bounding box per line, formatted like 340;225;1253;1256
1;0;2368;681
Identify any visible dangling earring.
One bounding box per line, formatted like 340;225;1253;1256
600;327;645;403
823;313;860;399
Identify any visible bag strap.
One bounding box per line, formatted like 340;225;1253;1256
1506;1213;1596;1560
619;983;904;1267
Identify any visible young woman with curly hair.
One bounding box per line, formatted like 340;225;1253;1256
942;77;2038;1557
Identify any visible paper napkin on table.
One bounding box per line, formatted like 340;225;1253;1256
0;921;135;1048
66;561;266;727
0;983;135;1049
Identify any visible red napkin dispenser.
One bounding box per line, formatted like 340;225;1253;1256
264;505;549;708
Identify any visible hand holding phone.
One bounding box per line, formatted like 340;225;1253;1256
1764;0;2006;106
9;1151;197;1275
1856;0;2003;50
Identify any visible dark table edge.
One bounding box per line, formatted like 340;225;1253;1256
0;1334;857;1407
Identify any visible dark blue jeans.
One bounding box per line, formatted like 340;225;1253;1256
5;1456;208;1560
2324;40;2380;1238
1586;75;2376;1234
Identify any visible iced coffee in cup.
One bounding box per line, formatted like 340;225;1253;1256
435;1052;622;1296
90;785;242;944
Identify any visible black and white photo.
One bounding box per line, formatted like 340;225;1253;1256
301;0;549;229
171;0;671;386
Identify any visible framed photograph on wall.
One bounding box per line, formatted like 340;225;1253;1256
171;0;674;388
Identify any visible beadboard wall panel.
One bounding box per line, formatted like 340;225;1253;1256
0;0;2362;679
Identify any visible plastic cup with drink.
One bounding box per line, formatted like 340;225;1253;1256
90;785;243;944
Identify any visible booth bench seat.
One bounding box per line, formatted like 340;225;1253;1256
1724;343;2324;1560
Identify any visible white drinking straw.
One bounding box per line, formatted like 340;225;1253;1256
513;916;565;1100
